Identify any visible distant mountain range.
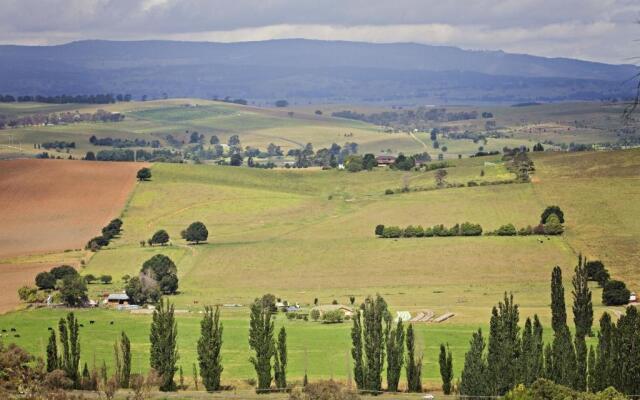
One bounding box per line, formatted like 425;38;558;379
0;39;637;104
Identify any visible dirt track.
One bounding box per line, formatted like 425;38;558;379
0;159;144;312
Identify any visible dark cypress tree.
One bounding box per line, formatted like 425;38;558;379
439;344;453;395
572;259;593;338
274;326;287;389
531;315;544;382
362;295;387;393
150;298;179;391
551;266;567;333
549;267;577;388
592;312;613;392
59;317;70;375
486;293;520;395
574;334;587;391
405;324;422;393
460;328;489;398
519;317;533;385
587;345;596;392
611;305;640;395
46;329;58;372
120;332;131;389
351;309;364;390
543;343;553;380
197;305;224;392
249;297;275;392
385;318;404;392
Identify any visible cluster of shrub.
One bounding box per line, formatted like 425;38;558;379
41;141;76;150
486;216;563;236
29;265;88;306
85;218;123;251
376;222;483;238
0;93;132;104
0;109;124;129
89;135;161;148
125;254;179;305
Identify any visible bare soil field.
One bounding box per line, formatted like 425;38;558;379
0;159;143;311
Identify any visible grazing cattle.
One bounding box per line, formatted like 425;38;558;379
47;327;53;331
1;329;6;333
89;320;95;324
10;328;16;332
79;324;84;327
110;321;114;325
14;334;20;338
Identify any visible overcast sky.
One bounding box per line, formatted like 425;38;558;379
1;0;639;64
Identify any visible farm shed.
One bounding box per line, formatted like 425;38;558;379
104;292;130;306
312;304;354;317
376;155;397;166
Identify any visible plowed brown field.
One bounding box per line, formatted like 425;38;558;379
0;159;144;312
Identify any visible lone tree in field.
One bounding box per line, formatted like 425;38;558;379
150;299;179;392
541;205;564;224
150;229;170;246
137;167;152;181
249;296;275;393
197;305;224;392
182;222;208;244
435;168;448;188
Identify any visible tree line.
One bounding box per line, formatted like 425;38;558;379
0;109;124;130
376;206;565;239
0;94;131;104
89;135;161;148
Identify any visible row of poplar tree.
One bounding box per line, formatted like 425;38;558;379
45;297;287;393
459;255;640;397
349;294;454;394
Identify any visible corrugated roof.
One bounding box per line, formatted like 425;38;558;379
107;293;129;301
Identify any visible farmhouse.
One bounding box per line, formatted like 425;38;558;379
104;292;129;306
376;155;396;166
312;304;354;318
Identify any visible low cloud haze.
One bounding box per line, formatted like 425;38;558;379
0;0;639;64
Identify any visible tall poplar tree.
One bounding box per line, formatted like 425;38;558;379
120;332;131;389
439;344;453;395
386;318;404;392
460;328;489;398
46;329;58;372
572;258;593;338
249;297;275;392
405;324;422;393
362;295;387;393
150;299;179;391
273;326;287;389
351;310;364;389
486;293;520;395
550;266;577;388
197;305;224;392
